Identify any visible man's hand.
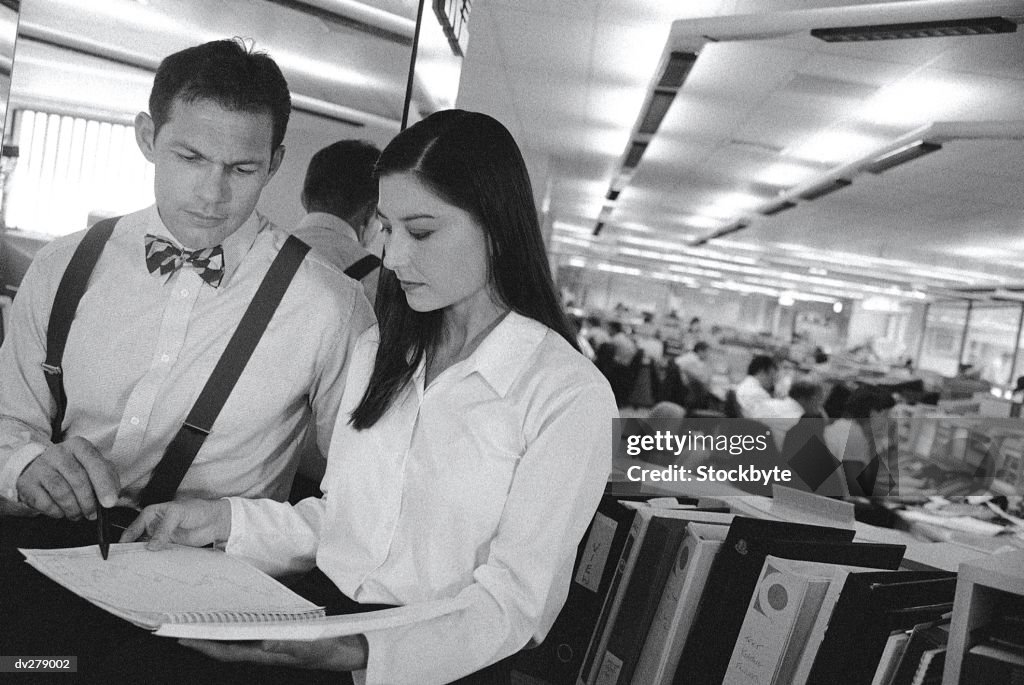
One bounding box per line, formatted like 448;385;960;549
120;499;232;550
180;635;369;672
15;436;119;519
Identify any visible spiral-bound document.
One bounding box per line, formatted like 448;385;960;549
20;543;471;640
20;543;326;630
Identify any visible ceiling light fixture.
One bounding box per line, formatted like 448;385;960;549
796;178;852;201
622;141;649;169
759;200;797;216
863;140;942;174
598;50;700;233
810;16;1017;42
689;219;750;247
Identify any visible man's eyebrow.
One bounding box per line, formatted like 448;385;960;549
172;143;263;167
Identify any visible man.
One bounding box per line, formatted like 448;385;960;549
733;354;778;417
675;340;712;387
294;139;382;305
0;39;375;538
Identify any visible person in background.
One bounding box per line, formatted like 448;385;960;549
733;354;778;417
295;139;382;305
758;377;821;449
569;314;595;361
823;386;897;496
583;315;608;350
675;340;712;388
115;109;617;684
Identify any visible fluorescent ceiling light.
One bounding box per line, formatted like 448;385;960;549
863;140;942;174
682;215;726;230
784;130;881;165
810;16;1017;42
859;78;969;128
755;162;819;187
715;191;764;212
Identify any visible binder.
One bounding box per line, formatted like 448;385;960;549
577;505;733;685
593;515;688;685
631;522;726;685
673;517;905;685
511;497;638;685
803;572;956;685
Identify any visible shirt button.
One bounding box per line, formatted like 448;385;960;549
161;354;170;363
180;288;189;297
130;417;140;426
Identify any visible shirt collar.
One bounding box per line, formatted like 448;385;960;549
454;311;548;397
144;204;266;288
411;311;549;398
297;212;360;243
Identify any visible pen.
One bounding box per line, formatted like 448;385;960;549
97;504;110;560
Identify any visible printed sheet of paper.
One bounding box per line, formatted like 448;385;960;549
20;543;322;629
154;595;474;640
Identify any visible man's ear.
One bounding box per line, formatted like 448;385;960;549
134;112;157;162
267;145;285;182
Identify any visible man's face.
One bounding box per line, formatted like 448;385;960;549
135;97;284;248
758;367;778;391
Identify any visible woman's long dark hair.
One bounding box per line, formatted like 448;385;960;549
350;109;578;429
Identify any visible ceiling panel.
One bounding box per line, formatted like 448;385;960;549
459;0;1024;296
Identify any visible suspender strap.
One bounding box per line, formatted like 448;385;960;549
343;254;380;281
44;217;120;442
139;235;310;507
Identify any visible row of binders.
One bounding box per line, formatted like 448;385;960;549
511;496;960;685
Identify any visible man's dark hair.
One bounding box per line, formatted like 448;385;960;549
693;341;709;354
747;354;777;377
149;38;291;151
788;379;821;403
301;140;382;220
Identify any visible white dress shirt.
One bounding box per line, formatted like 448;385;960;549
226;311;617;684
734;375;772;417
0;205;376;507
291;212;379;305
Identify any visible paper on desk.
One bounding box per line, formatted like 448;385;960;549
899;509;1006;536
154;594;473;641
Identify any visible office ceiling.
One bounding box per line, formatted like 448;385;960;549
458;0;1024;307
7;0;420;128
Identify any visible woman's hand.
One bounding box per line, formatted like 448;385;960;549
119;499;232;550
179;635;369;671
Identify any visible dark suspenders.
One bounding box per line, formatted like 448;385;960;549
43;220;310;506
343;253;380;282
43;217;119;443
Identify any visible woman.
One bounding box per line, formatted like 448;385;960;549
122;109;617;684
823;386;897;496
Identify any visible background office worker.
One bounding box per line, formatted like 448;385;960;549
294;139;382;305
0;39;375;543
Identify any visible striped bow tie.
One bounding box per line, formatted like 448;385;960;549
144;234;225;288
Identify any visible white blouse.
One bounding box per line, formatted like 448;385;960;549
225;311;617;684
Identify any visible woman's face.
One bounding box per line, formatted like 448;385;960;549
377;172;492;315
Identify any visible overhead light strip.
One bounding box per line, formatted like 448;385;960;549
864;140;942;174
810;16;1017;42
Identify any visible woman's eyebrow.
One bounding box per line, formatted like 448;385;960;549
375;209;436;222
